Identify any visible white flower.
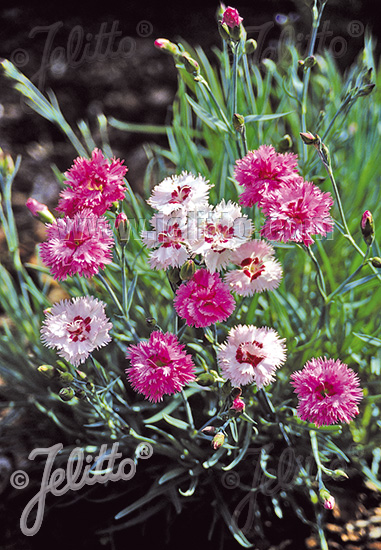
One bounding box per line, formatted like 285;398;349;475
217;324;286;388
147;171;212;215
224;240;283;295
191;200;253;271
141;213;191;270
41;296;112;366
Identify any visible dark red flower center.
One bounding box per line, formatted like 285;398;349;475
315;381;336;400
67;316;91;342
157;223;183;249
240;257;265;281
236;341;265;368
204;223;234;244
169;185;192;204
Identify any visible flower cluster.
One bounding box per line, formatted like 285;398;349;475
234;145;334;246
142;171;284;327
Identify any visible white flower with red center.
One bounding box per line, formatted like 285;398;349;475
224;240;283;295
217;324;287;388
147;171;213;215
141;213;191;270
40;296;112;366
191;200;253;271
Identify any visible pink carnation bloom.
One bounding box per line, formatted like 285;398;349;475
225;240;282;295
218;324;287;388
40;296;112;366
191;200;253;272
174;268;235;328
141;213;191;270
261;177;334;246
147;171;212;216
56;148;127;216
125;331;196;403
39;210;114;280
290;357;363;427
221;6;243;27
234;145;299;207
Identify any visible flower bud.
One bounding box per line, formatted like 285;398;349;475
303;55;316;69
145;317;157;327
371;257;381;268
37;364;57;379
323;495;335;510
211;432;225;450
233;113;245;133
57;371;74;386
245;39;257;55
278;134;293;152
360;210;374;245
154;38;180;57
75;369;88;381
180;52;200;75
167;267;181;285
196;372;216;386
26;198;56;224
115;212;130;245
331;469;348;480
300;131;318;145
201;425;217;435
218;21;231;42
358;83;375;97
0;148;15;175
230;397;245;415
74;388;87;400
59;387;75;402
180;260;196;281
230;387;242;399
221;6;243;28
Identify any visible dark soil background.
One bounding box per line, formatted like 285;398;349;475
0;1;380;549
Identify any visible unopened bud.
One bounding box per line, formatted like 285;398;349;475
180;52;200;75
59;387;75;402
323;495;335;510
57;371;74;386
331;469;348;480
75;369;88;381
154;38;180;57
358;83;375;97
180;260;196;281
278;134;293;152
371;257;381;268
0;148;15;175
303;55;316;69
233;113;245;133
230;387;242;399
167;267;181;285
360;210;374;245
26;198;55;224
201;425;217;435
211;432;225;450
230;397;245;415
300;131;318;145
146;317;157;327
245;39;257;55
196;372;216;387
37;364;57;379
74;388;87;400
115;212;130;244
218;21;231;42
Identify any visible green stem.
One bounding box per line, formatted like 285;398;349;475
181;390;195;431
305;245;327;300
231;43;239;119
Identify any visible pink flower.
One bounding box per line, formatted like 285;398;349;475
174;268;235;328
224;240;282;295
217;325;287;388
56;148;127;216
141;213;191;270
39;210;114;280
191;200;253;272
290;357;363;427
230;397;245;413
147;171;212;216
40;296;112;366
125;331;196;403
221;6;243;28
261;178;334;246
234;145;299;207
